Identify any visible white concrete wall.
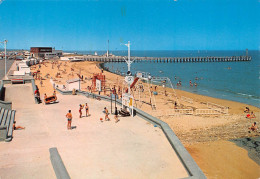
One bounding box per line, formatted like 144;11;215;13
67;82;80;91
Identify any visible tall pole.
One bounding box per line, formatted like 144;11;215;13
127;41;130;72
79;77;80;91
107;40;109;57
111;91;112;114
4;41;7;78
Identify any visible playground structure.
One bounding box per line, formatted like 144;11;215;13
32;70;41;80
132;71;229;116
132;71;179;110
92;73;105;92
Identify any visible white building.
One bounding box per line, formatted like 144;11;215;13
45;49;63;59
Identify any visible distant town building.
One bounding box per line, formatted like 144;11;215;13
30;47;52;58
45;48;63;59
30;47;63;59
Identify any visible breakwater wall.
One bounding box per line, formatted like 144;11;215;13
85;55;251;63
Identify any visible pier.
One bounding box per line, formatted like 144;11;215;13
84;55;251;63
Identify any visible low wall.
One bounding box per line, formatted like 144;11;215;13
31;79;38;104
0;82;12;110
2;79;34;85
1;79;36;106
56;88;206;178
49;148;71;179
0;82;4;100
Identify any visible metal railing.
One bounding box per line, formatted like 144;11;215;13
207;102;228;114
195;109;222;115
181;96;193;104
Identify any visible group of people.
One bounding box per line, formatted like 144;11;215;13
65;105;120;130
244;107;256;119
244;107;258;132
79;103;90;118
100;107;119;123
189;80;197;87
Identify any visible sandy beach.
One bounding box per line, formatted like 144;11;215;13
30;59;260;178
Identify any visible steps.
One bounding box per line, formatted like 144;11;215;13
0;106;16;142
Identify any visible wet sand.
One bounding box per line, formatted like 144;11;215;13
231;137;260;165
185;140;260;179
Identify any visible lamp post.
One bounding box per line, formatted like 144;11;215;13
0;40;8;78
110;91;112;114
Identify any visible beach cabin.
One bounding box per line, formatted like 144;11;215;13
66;78;81;91
18;62;30;74
71;56;85;62
60;56;74;61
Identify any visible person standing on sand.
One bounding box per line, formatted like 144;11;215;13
85;103;90;117
66;110;72;130
104;107;110;121
79;104;83;118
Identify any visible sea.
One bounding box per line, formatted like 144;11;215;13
71;50;260;108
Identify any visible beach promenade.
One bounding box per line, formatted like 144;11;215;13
0;59;15;79
0;83;189;178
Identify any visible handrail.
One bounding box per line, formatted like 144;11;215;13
207;102;228;114
195;109;222;115
181;96;193;104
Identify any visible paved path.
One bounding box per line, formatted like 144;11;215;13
0;59;15;79
0;84;188;178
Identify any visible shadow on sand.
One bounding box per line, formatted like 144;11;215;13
71;126;77;130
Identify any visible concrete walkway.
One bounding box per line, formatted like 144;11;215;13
0;84;189;179
0;59;15;80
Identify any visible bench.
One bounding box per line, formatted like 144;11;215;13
11;79;24;84
0;107;16;142
119;109;130;117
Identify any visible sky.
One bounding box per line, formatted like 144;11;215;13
0;0;259;51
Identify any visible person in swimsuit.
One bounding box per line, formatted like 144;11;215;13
104;107;110;121
13;121;25;130
85;103;89;117
246;111;256;119
44;93;47;105
114;107;119;123
248;122;258;132
79;104;83;118
66;110;72;130
244;107;250;113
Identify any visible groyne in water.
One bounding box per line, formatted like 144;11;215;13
85;55;251;63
